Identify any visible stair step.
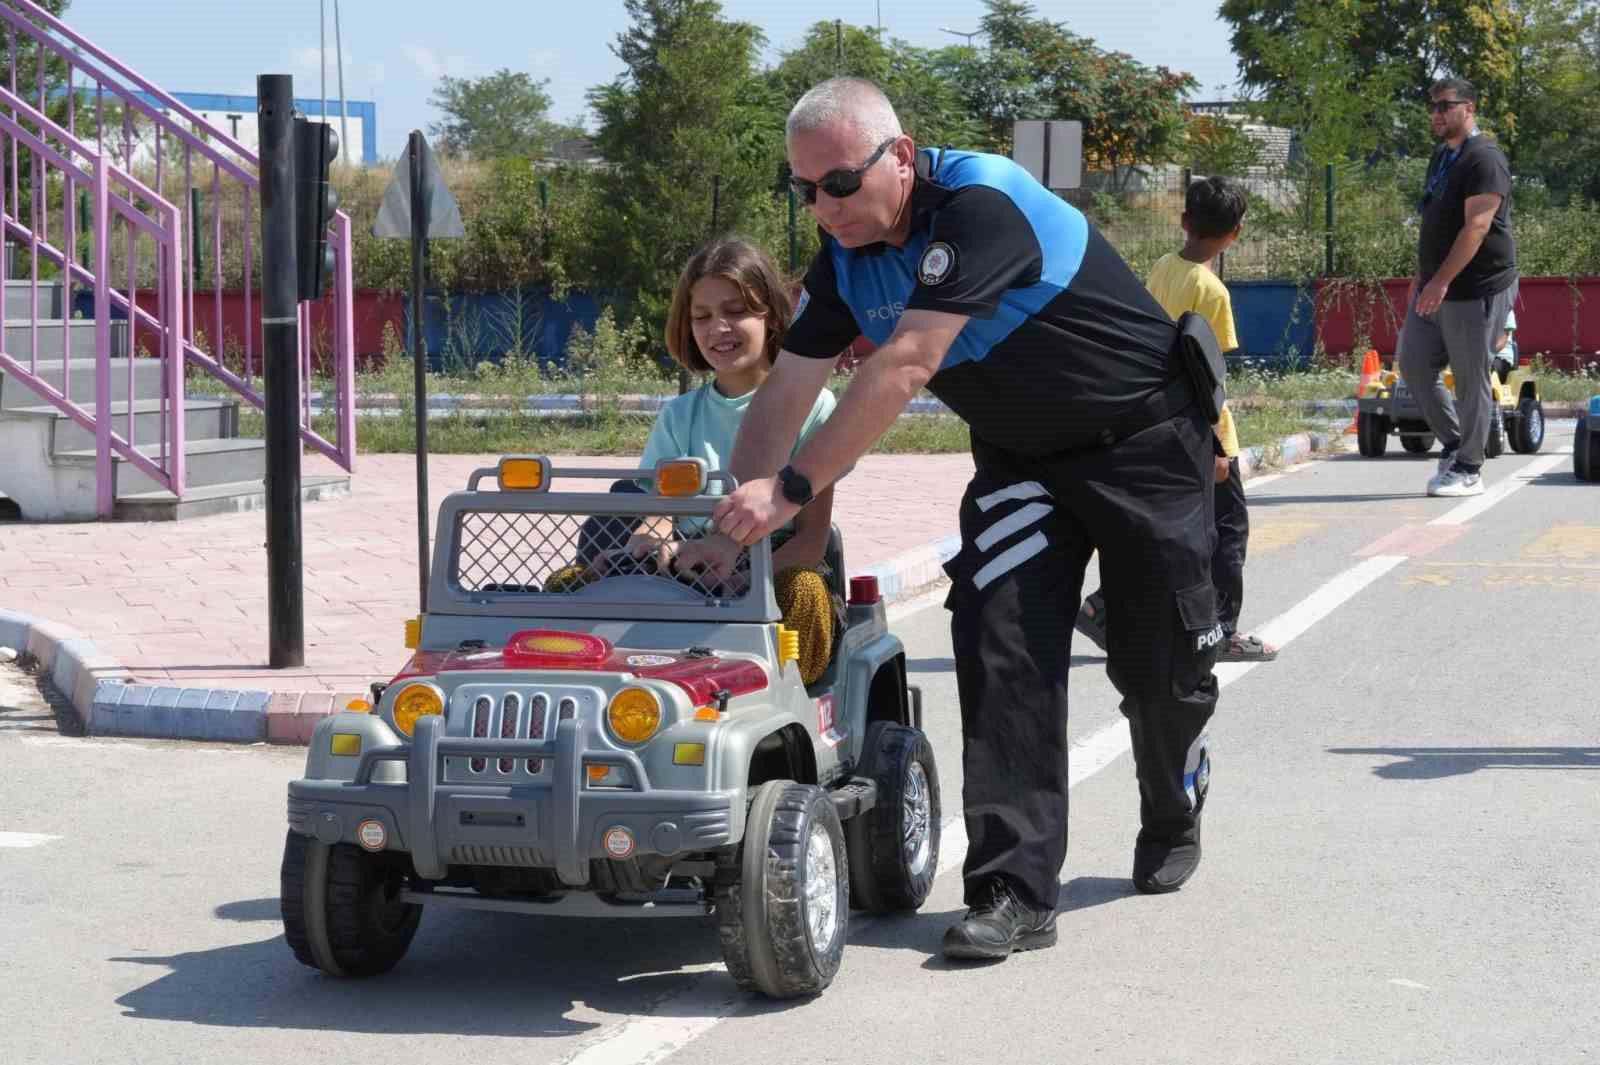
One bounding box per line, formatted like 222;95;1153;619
3;318;130;359
0;356;167;409
4;279;65;318
114;473;351;522
54;435;266;494
7;397;238;452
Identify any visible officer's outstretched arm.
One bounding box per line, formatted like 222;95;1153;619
728;349;837;486
786;309;967;493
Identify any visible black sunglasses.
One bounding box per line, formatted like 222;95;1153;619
789;138;897;204
1427;99;1469;114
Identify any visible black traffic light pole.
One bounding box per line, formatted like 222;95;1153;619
258;74;303;668
409;130;431;612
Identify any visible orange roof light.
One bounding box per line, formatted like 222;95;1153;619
655;458;708;498
498;455;550;491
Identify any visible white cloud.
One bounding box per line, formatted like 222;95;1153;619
401;44;473;83
289;44;360;79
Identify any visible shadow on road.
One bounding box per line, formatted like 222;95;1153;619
1328;746;1600;780
845;874;1138;972
1528;471;1595;489
1247;491;1424;507
112;904;734;1037
907;655;1105;674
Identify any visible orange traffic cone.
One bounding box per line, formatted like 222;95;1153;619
1345;349;1381;434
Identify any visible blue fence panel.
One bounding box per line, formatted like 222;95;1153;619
403;288;607;372
1227;281;1315;369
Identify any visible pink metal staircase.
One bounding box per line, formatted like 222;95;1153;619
0;0;354;519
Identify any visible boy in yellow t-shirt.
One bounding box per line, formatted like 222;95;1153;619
1077;177;1277;662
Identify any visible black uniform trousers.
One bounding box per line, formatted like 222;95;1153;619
943;407;1222;913
1213;456;1249;633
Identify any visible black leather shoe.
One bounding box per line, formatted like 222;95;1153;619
942;878;1058;960
1132;837;1201;894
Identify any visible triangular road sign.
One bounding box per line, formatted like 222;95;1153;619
373;132;465;239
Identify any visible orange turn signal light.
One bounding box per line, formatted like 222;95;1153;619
655;458;707;498
498;455;550;491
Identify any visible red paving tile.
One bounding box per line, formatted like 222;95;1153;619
1;451;972;694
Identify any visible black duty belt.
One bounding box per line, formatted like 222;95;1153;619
1046;374;1199;459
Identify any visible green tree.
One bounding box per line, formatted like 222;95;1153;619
428;68;583;159
587;0;785;340
1185;112;1263;176
1222;0;1520;157
767;22;979;149
939;1;1195;182
1234;0;1413;165
1500;0;1600;197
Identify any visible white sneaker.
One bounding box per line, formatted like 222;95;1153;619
1429;467;1483;497
1427;449;1457;492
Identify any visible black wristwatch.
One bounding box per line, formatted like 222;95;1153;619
777;465;814;506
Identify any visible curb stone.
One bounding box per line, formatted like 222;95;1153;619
4;426;1356;747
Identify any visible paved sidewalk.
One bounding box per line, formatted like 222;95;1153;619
0;452;974;701
0;425;1349;740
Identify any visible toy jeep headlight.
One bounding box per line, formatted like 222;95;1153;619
392;682;445;737
607;687;662;744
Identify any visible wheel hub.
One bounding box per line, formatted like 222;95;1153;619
804;822;839;947
902;761;933;877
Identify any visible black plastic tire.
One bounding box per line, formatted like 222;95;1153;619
1400;433;1435;454
1356;411;1390;457
1575;415;1596;482
718;781;848;998
846;723;941;914
1485;407;1506;459
1511;398;1545;453
281;831;421;978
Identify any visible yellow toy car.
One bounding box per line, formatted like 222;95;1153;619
1355;364;1544;458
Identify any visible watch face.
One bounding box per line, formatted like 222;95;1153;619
781;467;812;504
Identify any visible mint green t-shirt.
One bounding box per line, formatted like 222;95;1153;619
638;381;837;536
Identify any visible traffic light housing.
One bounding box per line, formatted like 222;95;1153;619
293;116;339;300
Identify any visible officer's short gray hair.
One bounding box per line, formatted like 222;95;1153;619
786;77;903;150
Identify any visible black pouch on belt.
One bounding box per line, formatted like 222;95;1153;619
1173;311;1227;423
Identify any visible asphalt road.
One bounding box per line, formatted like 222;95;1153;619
3;424;1596;1065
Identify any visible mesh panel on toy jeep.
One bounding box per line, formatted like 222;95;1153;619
452;507;754;606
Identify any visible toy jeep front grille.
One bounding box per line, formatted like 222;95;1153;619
446;689;572;783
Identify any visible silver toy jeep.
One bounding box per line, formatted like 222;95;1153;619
280;456;941;998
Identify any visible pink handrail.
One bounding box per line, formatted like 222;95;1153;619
0;0;356;515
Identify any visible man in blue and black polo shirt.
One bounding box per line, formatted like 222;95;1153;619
711;78;1222;960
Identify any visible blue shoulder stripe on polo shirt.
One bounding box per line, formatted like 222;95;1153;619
828;149;1089;370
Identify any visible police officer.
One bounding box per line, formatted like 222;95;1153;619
709;78;1221;961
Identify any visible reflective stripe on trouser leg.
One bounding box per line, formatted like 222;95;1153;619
1183;731;1211;810
945;469;1086;914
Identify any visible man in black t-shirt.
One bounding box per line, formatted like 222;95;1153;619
1398;77;1518;498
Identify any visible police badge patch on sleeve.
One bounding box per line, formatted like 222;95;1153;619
917;241;957;286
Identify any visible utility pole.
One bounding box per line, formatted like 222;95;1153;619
257;74;304;668
319;0;329;136
334;0;349;165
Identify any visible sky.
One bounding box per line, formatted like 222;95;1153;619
63;0;1243;162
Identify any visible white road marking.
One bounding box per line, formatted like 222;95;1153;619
0;832;60;848
1429;452;1567;526
886;583;950;623
558;443;1553;1065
